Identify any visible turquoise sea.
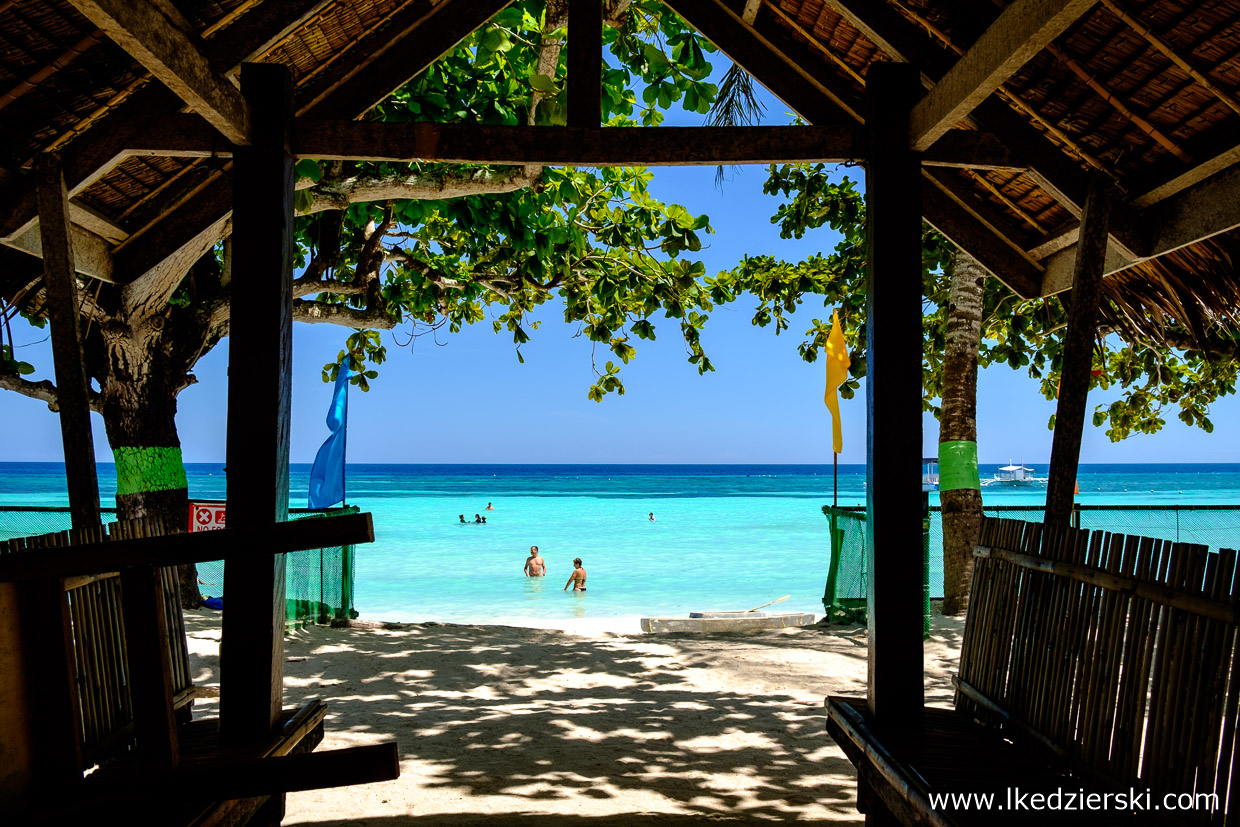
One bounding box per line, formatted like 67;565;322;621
2;462;1240;625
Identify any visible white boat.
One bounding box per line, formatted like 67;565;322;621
922;457;939;491
985;462;1046;486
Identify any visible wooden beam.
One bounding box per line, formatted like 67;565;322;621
79;744;400;804
4;221;113;282
1131;138;1240;208
863;63;924;735
0;0;314;242
119;566;179;771
298;0;512;119
66;0;251;144
922;129;1026;172
0;512;373;582
922;171;1044;299
297;122;868;164
1045;172;1113;530
122;118;1025;170
206;0;336;78
1;0;319;243
35;153;100;529
910;0;1096;151
1141;162;1240;259
825;0;1146;258
0;85;182;241
18;578;85;787
112;172;231;285
568;0;603;128
741;0;762;24
221;63;295;740
663;0;860;125
1041;162;1240;294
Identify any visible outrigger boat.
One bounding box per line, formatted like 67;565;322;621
984;462;1046;486
640;595;815;633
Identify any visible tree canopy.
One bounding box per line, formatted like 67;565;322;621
726;163;1240;441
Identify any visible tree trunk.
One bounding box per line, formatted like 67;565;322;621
939;251;985;617
99;323;202;609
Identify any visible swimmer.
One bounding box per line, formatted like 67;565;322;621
485;502;494;510
648;512;656;521
459;514;466;523
563;557;587;591
481;515;487;524
524;546;546;577
474;513;483;523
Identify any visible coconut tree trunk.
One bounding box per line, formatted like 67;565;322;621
99;323;202;609
939;251;985;617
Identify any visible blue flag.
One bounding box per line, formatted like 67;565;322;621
308;366;352;508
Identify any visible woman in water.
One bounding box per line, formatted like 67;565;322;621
564;558;587;591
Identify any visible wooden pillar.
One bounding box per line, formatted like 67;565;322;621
567;0;603;128
34;153;100;530
221;62;292;740
120;566;179;770
1045;172;1113;531
864;62;924;736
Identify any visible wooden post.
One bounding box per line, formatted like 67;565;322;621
120;566;179;770
221;62;291;740
864;62;924;736
1045;172;1113;531
34;153;100;530
567;0;603;128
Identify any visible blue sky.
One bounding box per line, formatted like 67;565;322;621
3;63;1238;466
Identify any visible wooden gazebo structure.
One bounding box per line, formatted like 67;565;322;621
2;0;1240;823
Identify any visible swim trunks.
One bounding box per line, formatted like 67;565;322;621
574;587;587;591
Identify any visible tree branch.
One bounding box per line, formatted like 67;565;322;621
293;299;398;329
0;372;102;413
301;167;543;215
1162;330;1240;358
292;277;368;298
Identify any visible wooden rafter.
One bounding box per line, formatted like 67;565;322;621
66;0;251;144
922;170;1044;299
1041;161;1240;293
824;0;1146;262
0;2;329;244
664;0;861;124
1042;42;1192;164
909;0;1097;151
1098;0;1240;120
0;30;105;114
297;0;512;119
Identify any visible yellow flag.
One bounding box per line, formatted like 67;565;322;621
823;309;851;454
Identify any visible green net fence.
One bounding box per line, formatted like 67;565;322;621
823;503;1240;622
0;504;358;626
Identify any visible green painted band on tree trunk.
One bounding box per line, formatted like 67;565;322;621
939;440;980;491
114;446;188;496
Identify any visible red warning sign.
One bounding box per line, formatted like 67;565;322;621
189;502;226;532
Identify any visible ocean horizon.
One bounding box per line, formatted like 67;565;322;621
3;461;1240;625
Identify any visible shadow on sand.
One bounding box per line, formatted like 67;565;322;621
184;613;961;824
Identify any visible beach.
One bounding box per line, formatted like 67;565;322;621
183;608;965;825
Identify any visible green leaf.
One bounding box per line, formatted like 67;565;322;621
530;73;558;94
294;189;314;215
295;159;322;183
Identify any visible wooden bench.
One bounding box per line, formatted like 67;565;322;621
826;516;1239;826
0;512;398;825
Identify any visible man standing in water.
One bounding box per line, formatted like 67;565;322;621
564;558;587;591
524;546;546;577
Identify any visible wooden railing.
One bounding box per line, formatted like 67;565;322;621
1;517;194;762
960;517;1240;819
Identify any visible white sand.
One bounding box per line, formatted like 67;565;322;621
182;610;964;825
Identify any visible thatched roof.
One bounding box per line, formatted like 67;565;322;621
1;0;1239;351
